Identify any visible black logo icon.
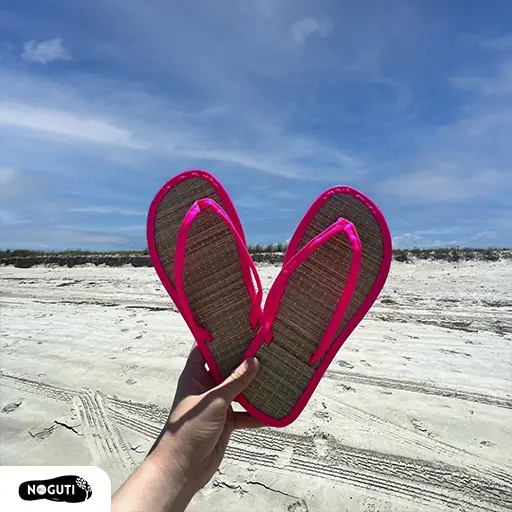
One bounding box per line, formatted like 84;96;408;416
19;475;92;503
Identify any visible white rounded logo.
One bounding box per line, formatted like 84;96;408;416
36;484;46;495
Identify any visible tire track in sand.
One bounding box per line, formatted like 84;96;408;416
0;372;135;483
0;371;77;402
74;390;135;484
324;370;512;409
322;392;512;488
107;385;512;491
107;398;511;511
4;372;511;510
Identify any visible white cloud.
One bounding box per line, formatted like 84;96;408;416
164;140;361;180
451;62;512;96
481;35;512;50
69;206;146;216
0;166;17;188
271;190;301;200
1;225;141;250
290;17;331;45
0;103;147;149
381;168;503;202
392;230;498;249
386;55;512;205
0;68;362;180
0;166;25;201
115;224;146;232
22;37;70;64
233;196;268;209
0;209;27;226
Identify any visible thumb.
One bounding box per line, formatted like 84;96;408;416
212;357;260;404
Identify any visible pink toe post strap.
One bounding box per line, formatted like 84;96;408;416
252;218;362;365
174;198;263;345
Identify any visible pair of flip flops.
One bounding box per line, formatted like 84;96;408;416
147;170;391;427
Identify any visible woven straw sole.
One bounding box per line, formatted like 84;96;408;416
148;172;253;380
292;192;385;343
153;176;233;290
241;189;390;424
243;229;355;418
179;207;259;379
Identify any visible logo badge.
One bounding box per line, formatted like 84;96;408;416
19;475;92;503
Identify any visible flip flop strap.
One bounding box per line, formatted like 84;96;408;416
258;217;362;364
174;199;263;344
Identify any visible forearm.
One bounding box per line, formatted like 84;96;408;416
111;356;260;511
112;437;194;512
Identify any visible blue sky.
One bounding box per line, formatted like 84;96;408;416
1;0;511;250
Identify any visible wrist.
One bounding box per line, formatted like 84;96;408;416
147;431;197;497
142;455;195;512
112;441;195;512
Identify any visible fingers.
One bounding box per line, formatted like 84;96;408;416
212;357;260;404
233;412;265;430
183;343;210;380
186;343;206;367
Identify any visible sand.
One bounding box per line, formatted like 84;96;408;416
1;261;511;511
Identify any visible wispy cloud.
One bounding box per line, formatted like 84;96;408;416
451;61;512;96
290;17;331;45
69;206;146;216
0;166;25;201
0;166;17;188
21;37;69;64
233;196;269;210
115;224;146;232
0;102;147;149
1;225;141;250
0;209;27;226
383;44;512;206
271;190;301;200
0;69;362;180
393;229;499;249
480;35;512;50
382;168;503;202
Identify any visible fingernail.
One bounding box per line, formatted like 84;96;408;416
242;358;260;374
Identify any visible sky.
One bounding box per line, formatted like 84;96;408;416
1;0;511;250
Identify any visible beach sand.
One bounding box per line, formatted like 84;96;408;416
1;261;511;511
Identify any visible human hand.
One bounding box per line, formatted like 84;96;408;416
113;345;262;512
151;344;262;491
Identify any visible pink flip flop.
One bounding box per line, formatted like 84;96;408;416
238;187;392;427
172;198;263;381
147;169;244;320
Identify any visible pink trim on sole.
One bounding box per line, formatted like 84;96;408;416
284;186;390;265
147;169;245;322
240;186;392;427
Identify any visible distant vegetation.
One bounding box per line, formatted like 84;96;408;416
0;247;510;268
392;247;510;263
247;243;288;254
